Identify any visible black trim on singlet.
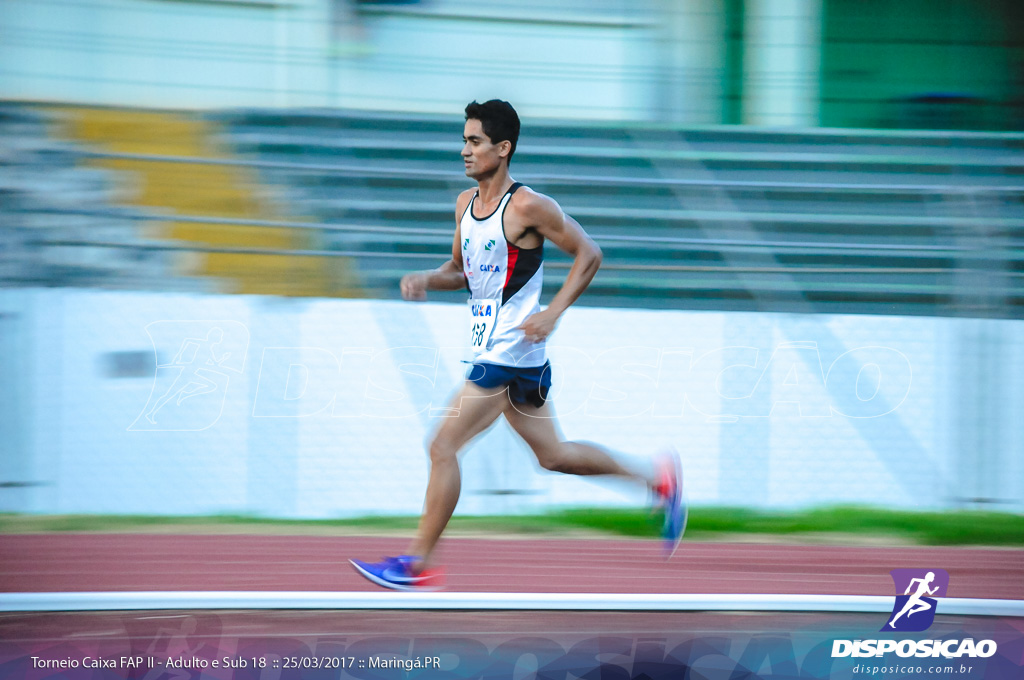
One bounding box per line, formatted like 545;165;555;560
498;182;541;304
501;242;543;305
459;194;475;222
500;182;526;246
470;182;522;221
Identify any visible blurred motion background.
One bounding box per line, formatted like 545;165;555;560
0;0;1022;522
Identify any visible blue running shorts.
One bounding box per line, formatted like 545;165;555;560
467;361;552;408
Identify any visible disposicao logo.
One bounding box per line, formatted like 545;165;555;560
831;568;998;660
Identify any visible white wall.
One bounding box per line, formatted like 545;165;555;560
1;287;1020;518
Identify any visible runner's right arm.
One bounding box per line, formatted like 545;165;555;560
400;190;473;300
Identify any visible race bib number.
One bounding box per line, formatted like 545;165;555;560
468;299;499;354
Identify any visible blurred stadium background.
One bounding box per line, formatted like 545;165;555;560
1;0;1022;522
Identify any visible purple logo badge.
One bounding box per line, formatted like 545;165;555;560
883;568;950;632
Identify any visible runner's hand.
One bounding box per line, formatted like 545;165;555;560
401;272;429;301
518;309;559;343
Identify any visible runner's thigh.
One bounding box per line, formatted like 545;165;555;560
431;380;510;454
503;401;563;459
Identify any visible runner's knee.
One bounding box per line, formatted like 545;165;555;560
534;443;570;473
540;458;570;474
428;436;459;466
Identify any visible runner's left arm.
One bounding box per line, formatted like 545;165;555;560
516;193;602;342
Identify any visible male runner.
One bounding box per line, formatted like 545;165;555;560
350;100;685;591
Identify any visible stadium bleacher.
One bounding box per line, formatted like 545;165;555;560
0;104;188;290
217;109;1024;317
3;103;1021;317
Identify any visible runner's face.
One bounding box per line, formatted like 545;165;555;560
462;119;508;179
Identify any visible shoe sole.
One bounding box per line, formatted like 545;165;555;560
349;559;443;592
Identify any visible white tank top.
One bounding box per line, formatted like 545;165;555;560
460;183;546;367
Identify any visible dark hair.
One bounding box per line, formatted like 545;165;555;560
465;100;520;164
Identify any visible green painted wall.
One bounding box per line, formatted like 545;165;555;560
821;0;1024;130
722;0;745;125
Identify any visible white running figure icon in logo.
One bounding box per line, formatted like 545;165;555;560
145;328;232;424
888;571;939;628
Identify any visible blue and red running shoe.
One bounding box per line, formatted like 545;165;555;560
349;555;445;592
652;449;687;558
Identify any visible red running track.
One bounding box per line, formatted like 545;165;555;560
2;534;1022;599
4;535;1023;680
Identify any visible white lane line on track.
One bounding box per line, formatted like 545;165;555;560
1;592;1022;616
